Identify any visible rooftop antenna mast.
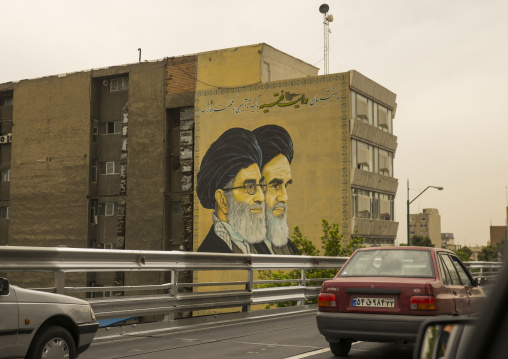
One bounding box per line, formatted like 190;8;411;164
319;4;333;75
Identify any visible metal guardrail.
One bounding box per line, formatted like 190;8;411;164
0;247;503;322
0;246;347;321
464;261;503;280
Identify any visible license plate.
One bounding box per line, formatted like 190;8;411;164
352;297;395;308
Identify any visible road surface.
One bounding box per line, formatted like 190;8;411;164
81;310;414;359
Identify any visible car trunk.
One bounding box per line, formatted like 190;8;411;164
322;277;435;315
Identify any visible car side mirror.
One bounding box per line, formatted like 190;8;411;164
414;317;475;359
0;277;9;295
475;277;487;286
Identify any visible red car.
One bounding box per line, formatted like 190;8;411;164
315;246;486;356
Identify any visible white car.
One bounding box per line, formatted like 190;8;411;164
0;277;98;359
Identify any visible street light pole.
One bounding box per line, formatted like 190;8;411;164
406;180;444;245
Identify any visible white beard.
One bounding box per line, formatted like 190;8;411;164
225;191;266;244
265;202;289;247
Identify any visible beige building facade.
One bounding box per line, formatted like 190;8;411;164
409;208;441;248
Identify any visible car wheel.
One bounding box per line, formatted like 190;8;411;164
26;325;76;359
329;339;352;356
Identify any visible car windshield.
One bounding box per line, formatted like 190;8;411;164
338;249;435;278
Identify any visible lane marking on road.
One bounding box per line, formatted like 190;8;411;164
284;348;330;358
232;341;323;349
283;341;363;359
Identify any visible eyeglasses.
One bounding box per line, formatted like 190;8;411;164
223;181;267;195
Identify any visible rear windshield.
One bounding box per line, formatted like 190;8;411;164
338;249;435;278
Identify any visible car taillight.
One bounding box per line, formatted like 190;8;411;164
318;293;337;308
410;295;436;310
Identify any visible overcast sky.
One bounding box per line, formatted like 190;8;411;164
2;0;507;247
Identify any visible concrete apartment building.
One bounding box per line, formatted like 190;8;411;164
490;225;507;247
409;208;441;248
0;43;398;288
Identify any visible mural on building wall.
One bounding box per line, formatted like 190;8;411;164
195;125;297;255
193;74;351;260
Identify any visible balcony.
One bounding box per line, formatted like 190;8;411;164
350;118;398;152
352;217;399;239
351;167;398;194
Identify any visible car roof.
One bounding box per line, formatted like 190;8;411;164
355;246;454;254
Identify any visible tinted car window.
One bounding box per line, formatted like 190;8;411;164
437;255;450;285
451;256;473;286
339;249;434;277
441;255;461;285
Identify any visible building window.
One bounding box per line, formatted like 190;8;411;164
352;140;372;171
351;92;371;124
110;77;129;92
352;189;393;221
373;103;393;134
0;207;9;219
99;202;118;216
377;105;391;132
378;149;393;177
90;199;98;224
352;189;371;219
93;124;99;143
91;159;98;182
1;169;10;182
352;140;393;177
379;193;393;221
371;194;379;220
100;161;120;175
0;97;13;106
352;189;372;219
100;121;122;135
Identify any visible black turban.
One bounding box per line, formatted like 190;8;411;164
197;128;262;209
252;125;294;170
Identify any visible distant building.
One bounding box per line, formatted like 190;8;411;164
468;246;482;261
409;208;441;248
441;233;457;250
490;226;507;247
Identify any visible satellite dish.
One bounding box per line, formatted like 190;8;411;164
319;4;329;14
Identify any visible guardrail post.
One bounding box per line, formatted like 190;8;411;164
163;270;178;322
170;270;178;297
243;267;253;313
297;269;307;306
55;272;65;294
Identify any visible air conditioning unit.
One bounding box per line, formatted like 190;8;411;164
0;134;11;144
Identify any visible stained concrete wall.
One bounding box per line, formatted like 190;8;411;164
9;72;91;247
124;61;166;251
